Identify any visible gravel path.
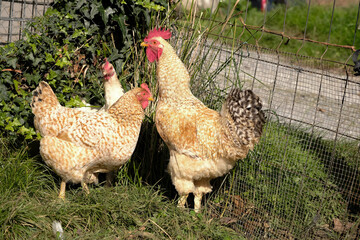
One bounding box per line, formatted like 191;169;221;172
180;39;360;141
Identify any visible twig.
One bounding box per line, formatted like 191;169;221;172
74;36;94;53
111;33;116;49
2;69;22;73
148;218;172;240
220;0;241;34
238;17;356;51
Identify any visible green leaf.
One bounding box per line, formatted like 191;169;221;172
2;100;11;111
7;58;17;69
5;118;21;132
71;28;84;38
0;84;9;101
65;96;87;108
45;52;55;63
99;6;116;25
46;69;58;80
90;2;100;19
55;57;71;68
17;126;37;139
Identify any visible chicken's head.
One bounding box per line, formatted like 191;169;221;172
141;28;171;63
102;58;115;81
136;83;154;109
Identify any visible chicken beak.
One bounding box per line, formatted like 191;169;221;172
141;42;149;47
148;97;154;101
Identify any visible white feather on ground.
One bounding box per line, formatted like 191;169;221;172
52;220;64;240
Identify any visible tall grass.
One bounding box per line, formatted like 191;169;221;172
0;137;242;239
207;121;359;238
195;1;359;64
1;3;359;238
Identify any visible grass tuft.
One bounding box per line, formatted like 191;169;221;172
0;137;242;239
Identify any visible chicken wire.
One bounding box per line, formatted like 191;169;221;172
174;0;360;238
0;0;52;45
209;44;360;239
1;0;359;238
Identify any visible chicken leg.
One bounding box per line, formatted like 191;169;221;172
59;181;66;199
194;193;203;213
178;194;188;208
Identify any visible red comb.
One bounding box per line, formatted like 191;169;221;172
144;28;171;41
140;83;151;94
102;58;112;71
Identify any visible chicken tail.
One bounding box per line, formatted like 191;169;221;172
224;89;266;146
31;81;60;113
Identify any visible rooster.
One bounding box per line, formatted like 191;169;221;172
141;28;265;212
31;81;153;199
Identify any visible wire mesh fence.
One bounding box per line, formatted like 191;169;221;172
0;0;52;45
1;0;359;238
174;0;360;238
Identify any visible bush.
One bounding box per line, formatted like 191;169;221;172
0;0;166;142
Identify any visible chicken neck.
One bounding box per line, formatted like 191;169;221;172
156;39;194;100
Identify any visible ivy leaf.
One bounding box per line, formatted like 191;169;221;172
75;0;86;10
7;58;17;68
2;100;11;111
45;52;55;63
46;69;58;80
99;6;116;25
5;118;21;132
90;2;100;19
28;52;35;62
55;57;71;68
71;29;84;39
0;84;8;101
23;73;41;85
18;126;37;139
33;57;42;67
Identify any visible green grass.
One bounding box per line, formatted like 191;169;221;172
0;137;242;239
1;122;358;239
180;1;359;64
1;3;359;238
208;122;358;238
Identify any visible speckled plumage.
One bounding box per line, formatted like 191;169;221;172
143;32;265;211
31;81;150;198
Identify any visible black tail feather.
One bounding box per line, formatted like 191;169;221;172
226;89;266;145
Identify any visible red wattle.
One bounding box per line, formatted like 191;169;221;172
146;48;157;62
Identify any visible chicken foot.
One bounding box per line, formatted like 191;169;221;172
177;194;188;208
81;172;92;195
81;182;90;195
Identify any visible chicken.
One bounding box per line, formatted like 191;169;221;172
31;81;153;199
80;59;124;112
32;59;123;137
174;0;219;14
141;28;265;212
100;59;124;111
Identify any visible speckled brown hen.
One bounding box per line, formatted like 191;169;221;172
141;28;266;212
32;59;123;136
31;81;153;199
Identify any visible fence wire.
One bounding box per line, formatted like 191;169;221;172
175;0;360;238
1;0;360;238
0;0;52;45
